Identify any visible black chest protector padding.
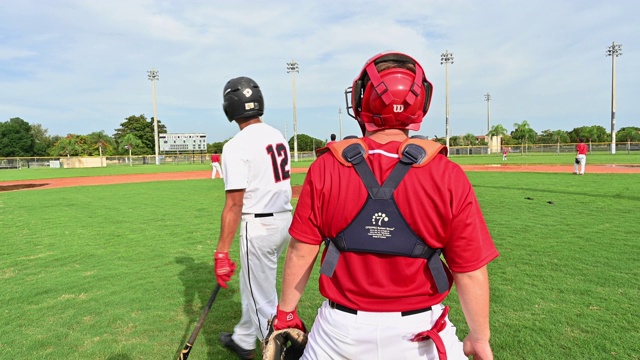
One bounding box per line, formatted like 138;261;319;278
320;142;450;294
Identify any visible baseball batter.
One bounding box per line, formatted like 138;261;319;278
214;76;292;360
574;138;588;175
272;52;499;359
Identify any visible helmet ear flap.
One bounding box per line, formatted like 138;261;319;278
352;78;364;114
422;80;433;114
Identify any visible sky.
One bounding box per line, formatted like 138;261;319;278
1;0;638;143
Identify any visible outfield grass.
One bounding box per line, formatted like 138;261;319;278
1;169;639;359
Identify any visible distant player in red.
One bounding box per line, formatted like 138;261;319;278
211;152;222;179
574;138;588;175
273;52;499;359
502;147;508;161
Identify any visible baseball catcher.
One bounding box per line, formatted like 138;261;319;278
261;314;307;360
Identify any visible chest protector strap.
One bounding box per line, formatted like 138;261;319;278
320;138;450;294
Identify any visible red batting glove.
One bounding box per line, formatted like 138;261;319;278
214;251;236;289
273;306;307;332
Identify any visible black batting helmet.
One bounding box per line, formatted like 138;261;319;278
222;76;264;122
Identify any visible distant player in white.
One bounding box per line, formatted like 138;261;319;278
214;76;292;360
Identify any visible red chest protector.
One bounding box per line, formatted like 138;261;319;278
317;137;450;294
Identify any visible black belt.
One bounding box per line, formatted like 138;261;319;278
253;213;273;218
328;300;431;316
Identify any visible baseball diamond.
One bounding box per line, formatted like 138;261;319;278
1;164;639;193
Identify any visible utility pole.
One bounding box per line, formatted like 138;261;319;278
484;92;491;154
286;60;299;162
147;68;160;165
338;107;343;140
440;50;454;154
606;41;622;154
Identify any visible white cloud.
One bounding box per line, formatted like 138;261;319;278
0;0;638;140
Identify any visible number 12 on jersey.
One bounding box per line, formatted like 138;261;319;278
266;143;290;182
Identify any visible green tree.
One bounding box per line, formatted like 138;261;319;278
288;134;325;151
568;125;608;144
208;140;229;154
30;123;55;156
118;133;144;166
487;124;508;150
550;130;569;154
512;120;537;154
113;114;166;155
463;132;478;146
616;127;640;142
87;131;115;158
0;117;35;157
51;135;82;158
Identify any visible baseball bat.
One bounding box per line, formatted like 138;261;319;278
178;284;222;360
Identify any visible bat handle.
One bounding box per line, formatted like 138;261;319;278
178;343;192;360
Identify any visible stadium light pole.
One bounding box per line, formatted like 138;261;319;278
441;50;454;154
338;107;343;140
287;60;299;162
606;41;622;155
484;92;491;154
484;93;491;134
147;68;160;165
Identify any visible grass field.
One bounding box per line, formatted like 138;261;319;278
1;160;639;359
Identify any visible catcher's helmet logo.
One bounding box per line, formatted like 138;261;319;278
243;88;253;97
393;104;404;113
372;212;389;226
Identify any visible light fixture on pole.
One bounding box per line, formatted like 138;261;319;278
484;93;491;133
606;41;622;155
440;50;454;154
286;60;299;162
147;68;160;165
338;107;343;140
484;92;491;154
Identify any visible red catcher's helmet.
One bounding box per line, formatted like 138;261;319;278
345;52;433;133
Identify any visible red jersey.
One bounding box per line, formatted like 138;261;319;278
576;143;588;155
211;153;221;163
289;137;499;312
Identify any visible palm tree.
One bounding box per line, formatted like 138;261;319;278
52;135;81;158
512;120;536;154
87;131;114;162
118;133;143;166
463;133;477;146
487;124;508;154
583;127;598;153
550;130;568;155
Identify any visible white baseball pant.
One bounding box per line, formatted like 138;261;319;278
211;162;223;179
230;211;292;350
574;154;586;175
301;300;467;359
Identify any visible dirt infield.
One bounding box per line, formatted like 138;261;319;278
1;164;639;193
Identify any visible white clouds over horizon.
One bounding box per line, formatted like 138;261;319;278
1;0;638;141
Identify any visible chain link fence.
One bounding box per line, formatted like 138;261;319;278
2;142;639;169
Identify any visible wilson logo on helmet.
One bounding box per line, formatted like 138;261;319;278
344;51;433;133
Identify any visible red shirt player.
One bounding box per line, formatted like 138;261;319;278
574;138;588;175
210;152;222;179
273;52;499;360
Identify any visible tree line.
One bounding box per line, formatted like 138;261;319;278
1;116;639;158
436;120;640;149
